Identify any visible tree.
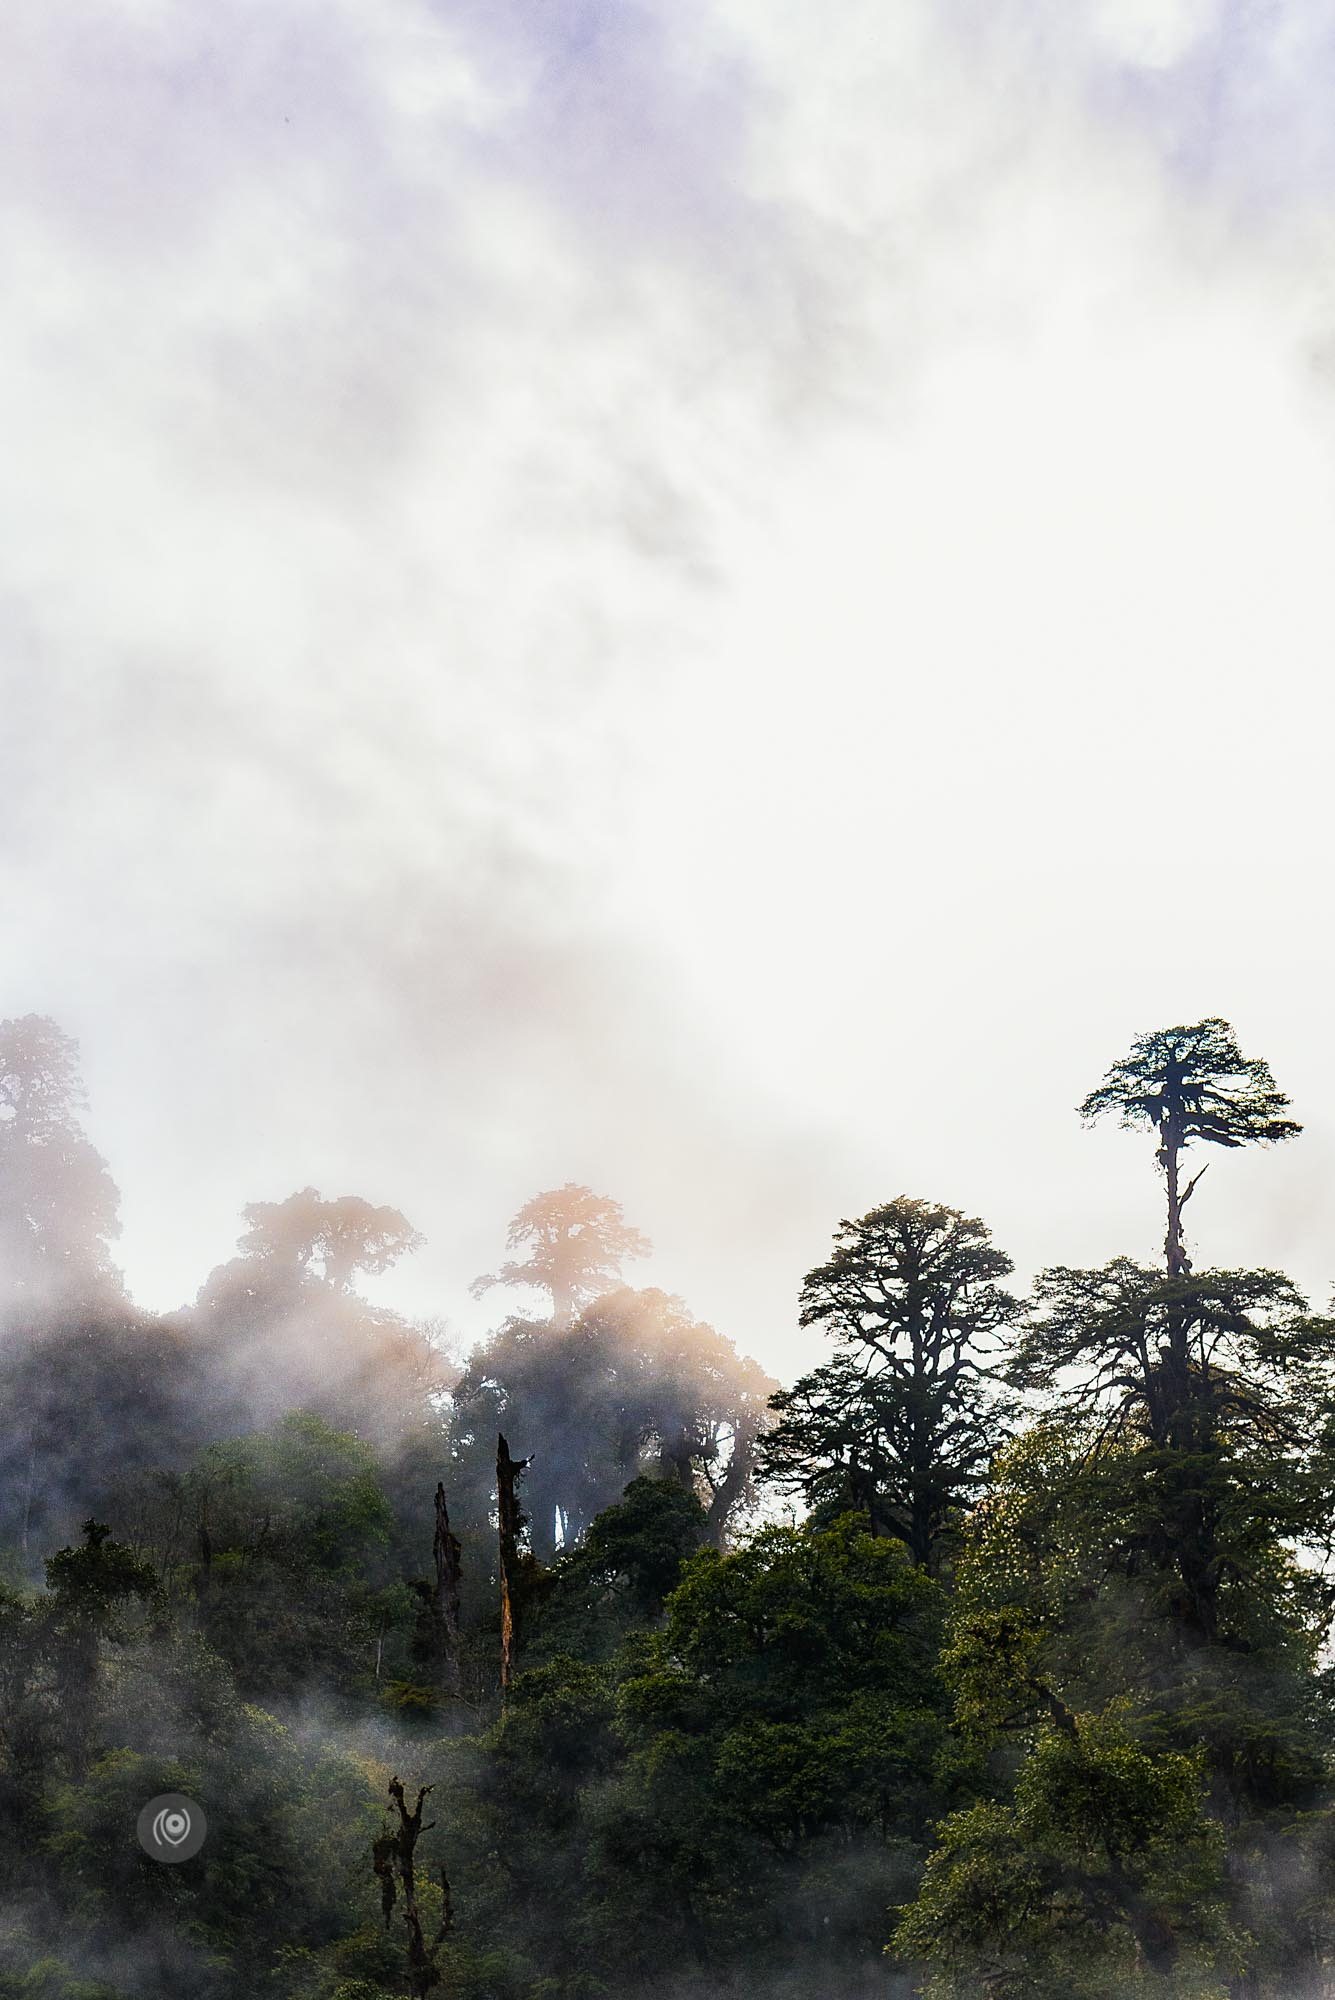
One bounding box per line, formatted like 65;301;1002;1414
471;1183;650;1327
758;1198;1020;1571
190;1190;445;1453
892;1709;1239;1998
186;1413;395;1698
372;1778;453;1999
409;1483;462;1698
1079;1018;1300;1277
1007;1258;1335;1666
760;1353;910;1539
236;1187;423;1291
917;1402;1333;1996
595;1517;949;1982
966;1038;1335;1995
1043;1027;1324;1652
0;1014;122;1306
573;1475;706;1610
527;1476;709;1660
451;1511;950;1997
447;1287;773;1559
578;1285;774;1546
42;1519;157;1774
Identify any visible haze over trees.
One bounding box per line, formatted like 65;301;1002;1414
470;1182;651;1327
0;1014;122;1307
2;1011;1335;1998
448;1280;774;1558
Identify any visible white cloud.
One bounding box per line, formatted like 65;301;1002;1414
3;0;1335;1375
1089;0;1212;70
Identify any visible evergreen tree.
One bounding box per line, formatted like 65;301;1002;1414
758;1197;1019;1570
1011;1259;1332;1649
895;1026;1335;1997
1080;1018;1300;1276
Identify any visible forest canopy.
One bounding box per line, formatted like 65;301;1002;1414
1;1013;1334;2000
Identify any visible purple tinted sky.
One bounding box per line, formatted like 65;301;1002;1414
948;0;1335;207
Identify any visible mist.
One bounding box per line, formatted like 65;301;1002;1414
0;1;1332;1393
7;2;1335;1996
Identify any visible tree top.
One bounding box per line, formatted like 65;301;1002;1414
1078;1018;1301;1150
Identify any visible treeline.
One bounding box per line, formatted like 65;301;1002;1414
2;1014;1335;1999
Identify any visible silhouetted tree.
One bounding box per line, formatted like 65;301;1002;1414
1079;1018;1300;1276
758;1198;1019;1571
373;1777;452;1997
758;1354;901;1534
472;1183;650;1327
497;1434;530;1694
1010;1259;1332;1647
1058;1025;1321;1655
410;1483;462;1697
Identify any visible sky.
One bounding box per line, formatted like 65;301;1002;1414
4;0;1335;1380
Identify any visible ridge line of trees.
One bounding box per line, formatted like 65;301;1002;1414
2;1012;1335;2000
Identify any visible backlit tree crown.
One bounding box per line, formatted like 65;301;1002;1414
1079;1018;1301;1152
1079;1018;1300;1275
471;1183;650;1327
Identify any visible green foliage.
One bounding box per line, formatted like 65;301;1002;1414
44;1522;158;1618
579;1477;706;1606
40;1713;383;1985
447;1289;773;1559
529;1477;708;1660
195;1413;392;1571
760;1198;1020;1569
7;1028;1335;1999
660;1515;941;1704
189;1415;395;1697
599;1519;950;1973
893;1713;1242;1998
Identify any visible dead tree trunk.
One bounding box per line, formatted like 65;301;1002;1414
496;1433;530;1695
1159;1089;1206;1280
431;1484;462;1696
373;1776;453;1998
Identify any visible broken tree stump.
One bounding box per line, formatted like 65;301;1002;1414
496;1433;530;1695
373;1775;454;1998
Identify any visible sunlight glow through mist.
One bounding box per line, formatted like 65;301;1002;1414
3;0;1334;1374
